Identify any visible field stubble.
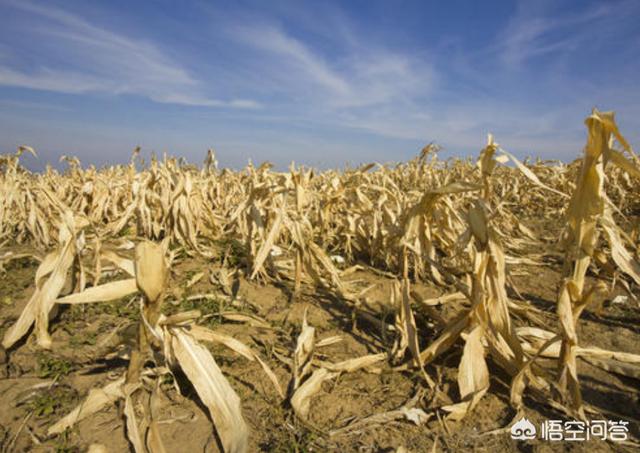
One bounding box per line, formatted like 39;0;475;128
0;109;639;452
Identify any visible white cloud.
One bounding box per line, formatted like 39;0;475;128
0;0;259;108
155;93;262;109
0;67;108;94
1;0;638;167
245;25;351;95
229;21;435;111
496;1;611;69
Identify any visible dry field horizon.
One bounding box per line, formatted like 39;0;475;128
1;109;639;453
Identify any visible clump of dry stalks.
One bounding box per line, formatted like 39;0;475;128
0;109;639;450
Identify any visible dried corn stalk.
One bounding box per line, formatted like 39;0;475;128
555;109;640;418
2;211;88;349
0;107;638;443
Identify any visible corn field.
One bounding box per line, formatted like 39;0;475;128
0;109;639;452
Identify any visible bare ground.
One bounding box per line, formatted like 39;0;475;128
0;245;639;453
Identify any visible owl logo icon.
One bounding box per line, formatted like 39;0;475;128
510;417;537;440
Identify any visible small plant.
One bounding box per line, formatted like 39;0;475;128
215;237;248;267
28;386;77;418
166;293;231;328
62;296;138;322
37;354;74;379
53;428;80;453
69;331;97;347
262;423;318;453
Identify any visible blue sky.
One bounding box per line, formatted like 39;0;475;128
0;0;639;170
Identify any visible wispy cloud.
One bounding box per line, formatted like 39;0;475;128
0;0;638;168
0;98;71;112
238;25;351;96
496;1;613;69
0;0;259;108
218;7;625;159
228;19;435;113
0;67;108;94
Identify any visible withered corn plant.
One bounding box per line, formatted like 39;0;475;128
1;108;639;448
554;109;640;418
46;240;286;453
